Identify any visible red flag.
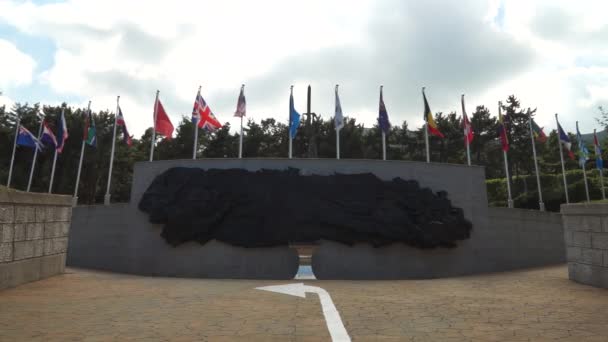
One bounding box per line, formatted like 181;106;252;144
154;98;174;140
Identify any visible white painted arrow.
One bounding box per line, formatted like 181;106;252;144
256;283;351;342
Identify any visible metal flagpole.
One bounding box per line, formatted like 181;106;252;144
578;121;591;202
600;169;606;201
239;84;244;159
74;101;91;207
381;85;386;161
597;129;606;200
150;90;160;162
193;86;201;160
239;116;243;159
528;112;545;211
336;84;340;160
462;94;471;166
503;151;514;208
423;88;430;163
26;117;44;192
556;113;570;204
500;101;513;208
48;105;64;193
104;96;120;205
289;85;293;159
7;112;21;188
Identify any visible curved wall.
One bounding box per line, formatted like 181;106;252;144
67;158;565;279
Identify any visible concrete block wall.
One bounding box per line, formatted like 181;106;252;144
0;191;72;290
562;203;608;288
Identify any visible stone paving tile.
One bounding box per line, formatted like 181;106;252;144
1;265;608;341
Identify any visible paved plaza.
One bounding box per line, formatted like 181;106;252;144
1;265;607;341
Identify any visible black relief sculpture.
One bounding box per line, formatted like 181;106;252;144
139;167;472;249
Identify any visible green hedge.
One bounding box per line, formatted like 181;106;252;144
487;169;606;211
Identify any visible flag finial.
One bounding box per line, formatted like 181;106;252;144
335;84;339;91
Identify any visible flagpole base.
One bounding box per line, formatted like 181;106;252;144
72;196;78;208
507;199;514;209
104;194;111;206
539;202;545;212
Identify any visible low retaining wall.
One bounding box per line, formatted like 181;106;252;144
562;203;608;288
67;204;299;279
0;191;72;290
312;208;564;279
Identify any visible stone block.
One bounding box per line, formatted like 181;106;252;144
40;253;66;279
572;231;592;248
13;224;26;241
13;241;35;260
55;206;72;222
0;257;41;290
563;215;602;232
44;222;70;238
26;223;44;240
14;206;36;223
0;242;12;262
566;246;581;262
592;233;608;249
35;206;47;222
580;248;604;266
0;224;13;243
33;239;44;257
563;230;573;246
44;237;68;255
0;205;14;223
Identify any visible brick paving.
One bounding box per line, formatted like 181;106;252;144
1;265;608;341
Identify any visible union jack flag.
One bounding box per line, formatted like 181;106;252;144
192;93;222;132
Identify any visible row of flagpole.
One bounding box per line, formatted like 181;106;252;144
4;84;607;209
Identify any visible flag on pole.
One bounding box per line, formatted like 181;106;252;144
462;108;473;145
576;122;590;168
531;119;547;143
56;108;68;153
155;98;174;139
193;93;222;132
289;90;300;139
378;88;390;134
335;86;344;130
422;91;443;138
594;130;603;170
117;107;132;146
84;109;96;147
17;126;43;151
234;86;246;118
557;122;575;160
40;120;58;148
497;105;509;152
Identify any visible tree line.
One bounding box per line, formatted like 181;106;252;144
0;95;604;210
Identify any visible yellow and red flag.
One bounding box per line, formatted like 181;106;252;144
422;89;444;138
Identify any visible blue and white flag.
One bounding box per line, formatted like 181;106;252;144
56;108;68;153
378;87;390;134
289;90;300;139
576;121;589;168
594;129;603;170
17;126;43;151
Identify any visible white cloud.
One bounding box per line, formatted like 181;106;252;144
0;0;607;137
0;39;36;90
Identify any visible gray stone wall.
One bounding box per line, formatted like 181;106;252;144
67;158;565;279
562;203;608;288
311;208;564;279
0;191;72;290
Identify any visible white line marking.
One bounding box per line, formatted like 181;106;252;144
256;283;351;342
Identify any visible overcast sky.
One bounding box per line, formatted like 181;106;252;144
0;0;607;137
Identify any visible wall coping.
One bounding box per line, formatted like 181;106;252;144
561;203;608;216
134;157;486;171
0;191;72;206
